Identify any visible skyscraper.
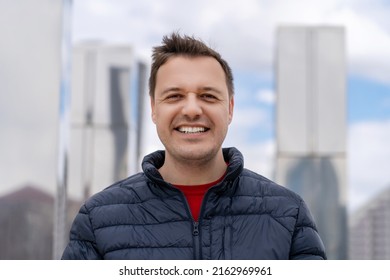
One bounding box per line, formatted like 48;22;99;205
67;43;147;202
275;26;348;259
349;185;390;259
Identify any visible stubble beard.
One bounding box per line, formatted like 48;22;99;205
169;145;221;167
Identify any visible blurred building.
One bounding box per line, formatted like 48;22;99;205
349;185;390;259
275;26;348;259
0;186;80;260
67;43;147;202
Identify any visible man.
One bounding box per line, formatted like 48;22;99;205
62;32;326;260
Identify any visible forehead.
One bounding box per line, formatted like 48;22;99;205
155;56;227;91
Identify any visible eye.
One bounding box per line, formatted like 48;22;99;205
165;93;183;101
201;93;218;102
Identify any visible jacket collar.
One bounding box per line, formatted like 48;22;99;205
142;147;244;188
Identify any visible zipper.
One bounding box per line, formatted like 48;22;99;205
171;181;228;260
193;181;229;260
171;185;201;259
192;221;200;259
193;221;199;236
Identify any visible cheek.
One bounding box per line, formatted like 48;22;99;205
153;108;172;128
151;104;162;123
213;111;231;128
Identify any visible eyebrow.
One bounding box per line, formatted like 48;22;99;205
199;86;223;94
161;87;182;96
161;86;222;96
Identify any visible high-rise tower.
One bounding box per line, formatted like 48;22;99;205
68;43;147;201
275;26;348;259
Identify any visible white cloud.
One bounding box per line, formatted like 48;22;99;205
347;119;390;212
256;89;275;105
83;1;119;17
73;0;390;85
237;140;276;180
326;8;390;84
230;107;268;128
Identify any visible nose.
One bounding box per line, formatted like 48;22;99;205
181;93;202;119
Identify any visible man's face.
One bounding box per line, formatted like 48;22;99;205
151;56;234;165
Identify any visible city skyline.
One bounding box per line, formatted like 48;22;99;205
1;0;389;215
1;0;389;261
71;0;390;213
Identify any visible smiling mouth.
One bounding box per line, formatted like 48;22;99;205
175;126;210;134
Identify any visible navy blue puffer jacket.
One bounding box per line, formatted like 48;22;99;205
62;147;326;260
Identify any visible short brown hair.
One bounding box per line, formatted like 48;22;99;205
149;32;234;98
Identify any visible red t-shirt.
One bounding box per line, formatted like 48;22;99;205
174;173;226;221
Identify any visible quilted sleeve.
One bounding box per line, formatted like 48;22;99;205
289;199;327;260
61;204;102;260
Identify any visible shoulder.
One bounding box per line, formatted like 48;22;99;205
234;169;319;232
236;168;303;206
82;172;152;211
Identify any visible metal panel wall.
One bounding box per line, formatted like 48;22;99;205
0;0;65;260
0;0;62;196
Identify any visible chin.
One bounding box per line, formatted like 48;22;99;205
176;147;220;162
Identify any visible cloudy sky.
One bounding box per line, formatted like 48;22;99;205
71;0;390;212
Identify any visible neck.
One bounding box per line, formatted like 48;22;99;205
159;150;227;185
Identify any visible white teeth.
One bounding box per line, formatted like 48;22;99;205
178;126;206;133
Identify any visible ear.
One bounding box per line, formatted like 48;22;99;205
150;96;157;124
228;96;234;124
